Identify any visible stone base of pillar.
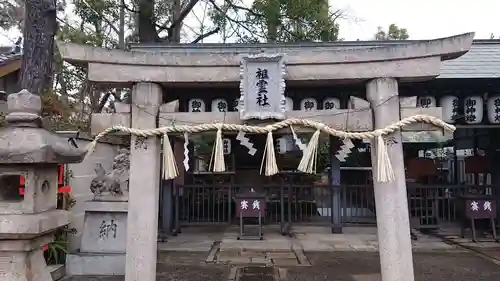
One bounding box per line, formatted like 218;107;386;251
66;200;128;276
0;234;55;281
331;226;343;234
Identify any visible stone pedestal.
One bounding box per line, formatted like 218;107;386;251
67;148;130;276
0;90;86;281
66;201;128;276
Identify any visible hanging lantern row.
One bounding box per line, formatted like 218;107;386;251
187;97;341;113
418;95;500;124
189;95;500;124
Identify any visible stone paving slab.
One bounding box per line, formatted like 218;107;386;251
475;248;500;260
293;230;456;253
157;226;457;254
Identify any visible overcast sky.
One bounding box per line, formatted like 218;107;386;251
0;0;498;46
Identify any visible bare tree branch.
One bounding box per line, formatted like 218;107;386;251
190;26;220;43
207;0;254;34
80;0;121;35
166;0;199;36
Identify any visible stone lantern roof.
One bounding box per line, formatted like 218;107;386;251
0;90;86;164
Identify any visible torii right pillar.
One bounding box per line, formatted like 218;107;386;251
366;78;415;281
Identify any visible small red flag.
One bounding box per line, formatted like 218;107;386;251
58;186;71;193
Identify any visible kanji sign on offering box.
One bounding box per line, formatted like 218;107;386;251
465;198;497;219
235;194;266;218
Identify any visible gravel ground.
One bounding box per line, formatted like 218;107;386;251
287;252;500;281
64;251;500;281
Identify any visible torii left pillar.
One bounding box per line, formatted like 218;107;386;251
125;83;162;281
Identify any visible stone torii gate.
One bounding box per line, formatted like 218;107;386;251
59;33;474;281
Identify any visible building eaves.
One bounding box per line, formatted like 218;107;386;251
0;46;22;68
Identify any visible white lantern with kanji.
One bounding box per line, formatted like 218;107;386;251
487;95;500;124
188;98;205;112
417;96;436;108
464;96;484;124
211;98;228;112
276;137;287;154
322;97;340;111
223;138;231;155
285;97;294;111
440;96;459;123
300;98;317;111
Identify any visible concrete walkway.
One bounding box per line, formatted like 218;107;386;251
159;226;459;254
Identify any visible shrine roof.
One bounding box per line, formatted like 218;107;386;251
439;40;500;79
0;46;21;67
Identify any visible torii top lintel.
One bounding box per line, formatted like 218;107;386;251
57;33;474;85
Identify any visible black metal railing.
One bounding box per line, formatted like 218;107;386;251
169;183;498;234
172;184;373;230
406;184;498;230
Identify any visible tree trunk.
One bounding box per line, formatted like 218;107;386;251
19;0;57;96
138;0;160;42
171;0;182;43
265;0;280;42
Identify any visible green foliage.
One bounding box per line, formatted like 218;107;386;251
209;0;340;43
375;24;409;40
44;232;69;265
192;134;216;157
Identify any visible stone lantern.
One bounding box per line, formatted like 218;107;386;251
0;90;86;281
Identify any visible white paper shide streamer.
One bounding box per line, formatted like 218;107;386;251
162;133;179;180
236;131;257;156
183;133;190;171
336;139;354;162
290;126;306;151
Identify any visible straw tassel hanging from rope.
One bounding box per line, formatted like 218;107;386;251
162;133;179;180
210;126;226;172
374;135;395;183
260;131;279;176
297;129;321;174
